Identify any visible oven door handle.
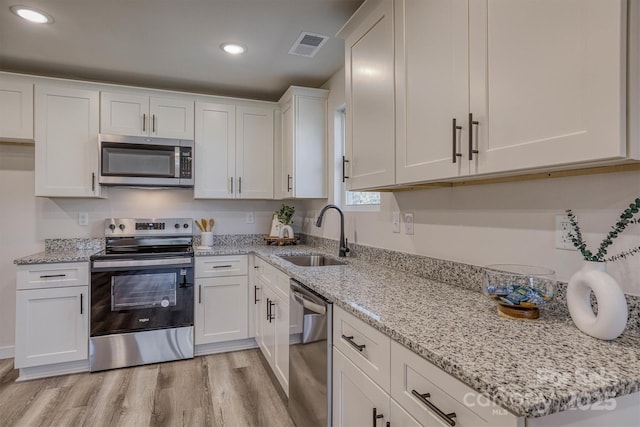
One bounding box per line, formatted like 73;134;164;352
92;257;193;269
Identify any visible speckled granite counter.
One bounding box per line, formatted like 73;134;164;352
197;244;640;419
15;241;640;418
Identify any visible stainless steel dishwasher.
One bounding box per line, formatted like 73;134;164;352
289;279;333;427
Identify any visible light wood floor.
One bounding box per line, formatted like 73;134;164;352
0;349;296;427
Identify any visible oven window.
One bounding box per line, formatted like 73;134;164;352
102;144;175;177
111;273;177;311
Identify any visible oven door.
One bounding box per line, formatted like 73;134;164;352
90;256;194;337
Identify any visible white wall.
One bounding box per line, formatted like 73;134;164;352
305;69;640;296
0;145;301;352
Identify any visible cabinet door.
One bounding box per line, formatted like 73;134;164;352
0;80;33;141
259;284;277;363
35;85;101;197
280;98;295;198
15;286;88;368
251;275;262;340
273;290;290;396
194;102;236;199
389;399;421;427
294;95;327;198
344;0;395;190
333;348;390;427
469;0;626;174
100;92;149;137
236;105;274;199
395;0;469;183
195;276;248;345
150;96;194;139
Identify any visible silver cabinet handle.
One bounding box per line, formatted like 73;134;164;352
287;174;292;192
143;113;146;132
254;286;260;304
152;114;156;133
468;113;479;160
230;177;234;194
452;118;462;163
342;334;365;352
411;390;457;426
80;293;83;315
92;172;96;192
40;274;66;279
212;265;233;269
198;284;202;304
238;177;242;194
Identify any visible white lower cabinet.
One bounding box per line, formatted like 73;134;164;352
194;255;249;347
254;258;290;396
15;263;89;369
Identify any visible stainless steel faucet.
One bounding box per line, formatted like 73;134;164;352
315;204;350;257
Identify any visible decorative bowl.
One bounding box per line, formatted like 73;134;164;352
482;264;556;320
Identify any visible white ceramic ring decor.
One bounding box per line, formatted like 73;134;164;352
279;225;294;239
567;261;628;340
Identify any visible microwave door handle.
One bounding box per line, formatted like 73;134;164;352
175;147;180;178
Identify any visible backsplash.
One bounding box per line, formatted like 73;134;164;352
303;234;640;333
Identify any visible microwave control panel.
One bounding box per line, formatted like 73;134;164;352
180;148;192;179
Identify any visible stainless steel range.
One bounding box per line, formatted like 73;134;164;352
89;218;194;372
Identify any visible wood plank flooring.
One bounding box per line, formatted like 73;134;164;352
0;350;296;427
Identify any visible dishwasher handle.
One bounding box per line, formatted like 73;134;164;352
290;281;328;315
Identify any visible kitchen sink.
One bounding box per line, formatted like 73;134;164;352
278;254;346;267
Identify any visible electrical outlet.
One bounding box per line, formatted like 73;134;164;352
404;213;414;235
78;212;88;226
556;214;577;250
245;212;255;224
392;212;400;233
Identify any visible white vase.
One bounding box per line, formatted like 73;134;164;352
279;225;294;239
567;261;628;340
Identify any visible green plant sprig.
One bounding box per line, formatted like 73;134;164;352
277;204;295;226
566;197;640;262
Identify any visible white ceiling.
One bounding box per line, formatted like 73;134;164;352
0;0;363;101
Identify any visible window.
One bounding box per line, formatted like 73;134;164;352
336;108;380;208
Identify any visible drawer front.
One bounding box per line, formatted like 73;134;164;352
17;262;89;290
254;256;276;287
333;305;391;393
196;255;248;278
391;341;520;427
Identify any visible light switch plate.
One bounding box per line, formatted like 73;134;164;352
78;212;88;226
404;213;414;235
246;212;255;224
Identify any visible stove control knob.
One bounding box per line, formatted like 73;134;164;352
109;224;116;231
119;224;126;231
174;223;180;229
183;223;189;228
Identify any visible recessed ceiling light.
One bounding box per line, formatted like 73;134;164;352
220;43;247;55
10;5;53;24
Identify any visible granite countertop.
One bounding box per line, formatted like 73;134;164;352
197;244;640;419
16;243;640;418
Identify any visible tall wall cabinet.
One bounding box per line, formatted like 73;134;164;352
277;86;328;199
340;0;632;190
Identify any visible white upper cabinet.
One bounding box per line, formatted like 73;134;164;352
194;102;274;199
469;0;627;175
35;85;102;198
194;102;236;198
236;105;275;199
395;0;470;184
344;0;629;189
277;86;328;199
101;92;194;139
0;78;33;141
340;0;396;190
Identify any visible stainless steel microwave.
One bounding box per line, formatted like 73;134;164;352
98;134;194;187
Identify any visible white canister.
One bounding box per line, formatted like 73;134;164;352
201;232;214;247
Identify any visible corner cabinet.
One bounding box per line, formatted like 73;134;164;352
34;85;103;198
0;78;33;141
100;92;194;139
15;262;89;371
341;0;630;189
277;86;328;199
340;0;396;191
194;102;275;199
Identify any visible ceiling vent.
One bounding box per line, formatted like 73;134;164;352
288;32;330;58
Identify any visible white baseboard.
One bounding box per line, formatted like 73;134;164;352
0;345;14;360
195;338;258;357
17;359;89;382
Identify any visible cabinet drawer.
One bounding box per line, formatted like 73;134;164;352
333;305;391;393
196;255;248;278
17;262;89;290
391;341;519;427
